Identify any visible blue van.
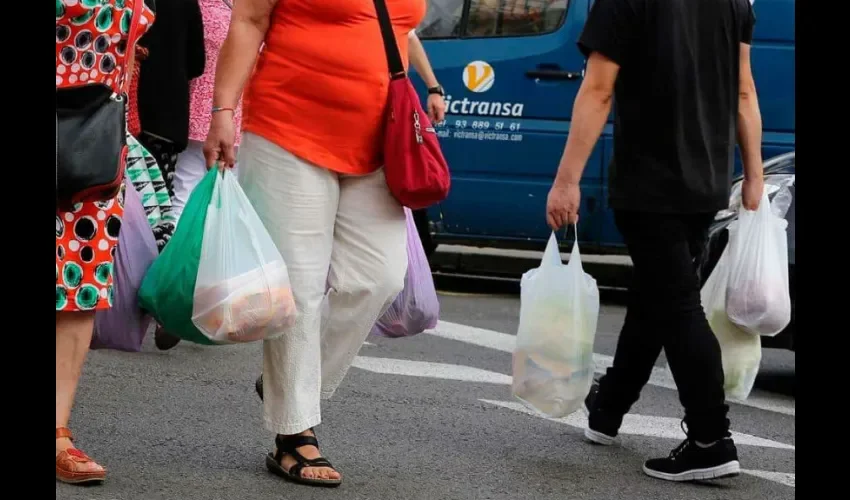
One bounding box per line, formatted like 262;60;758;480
413;0;795;254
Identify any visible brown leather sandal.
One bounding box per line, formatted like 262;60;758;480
56;428;106;485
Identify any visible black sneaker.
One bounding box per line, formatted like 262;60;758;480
643;436;740;482
583;382;620;446
154;326;181;351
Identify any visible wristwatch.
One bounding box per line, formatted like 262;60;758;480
428;85;445;97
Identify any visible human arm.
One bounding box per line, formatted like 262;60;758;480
204;0;277;168
408;31;438;88
408;31;446;123
737;6;764;210
546;52;618;229
546;0;637;229
553;53;617;189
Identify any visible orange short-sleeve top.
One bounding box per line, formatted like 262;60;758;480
242;0;426;175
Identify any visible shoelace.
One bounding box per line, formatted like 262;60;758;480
669;420;693;460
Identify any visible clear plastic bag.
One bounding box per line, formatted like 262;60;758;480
191;170;297;344
691;247;762;401
512;229;600;418
725;178;794;337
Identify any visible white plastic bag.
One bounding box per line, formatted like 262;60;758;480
192;170;297;344
693;246;762;401
512;229;600;418
725;181;794;337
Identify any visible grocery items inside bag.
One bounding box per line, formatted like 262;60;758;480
192;261;297;343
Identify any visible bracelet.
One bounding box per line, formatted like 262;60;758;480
212;106;235;114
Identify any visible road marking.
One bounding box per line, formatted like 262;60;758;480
427;321;795;417
352;356;794;450
362;341;375;346
352;357;512;385
480;399;794;450
742;469;795;488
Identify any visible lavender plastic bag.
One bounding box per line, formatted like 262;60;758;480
92;179;158;351
371;208;439;338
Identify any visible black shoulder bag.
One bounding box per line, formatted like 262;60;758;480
56;2;143;209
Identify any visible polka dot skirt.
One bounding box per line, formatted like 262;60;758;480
56;0;153;312
56;187;124;312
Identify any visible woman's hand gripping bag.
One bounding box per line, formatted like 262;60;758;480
92;179;158;352
725;183;794;337
138;168;219;345
512;230;600;418
371;208;439;338
667;242;762;401
191;170;297;344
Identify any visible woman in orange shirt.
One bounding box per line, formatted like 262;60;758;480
203;0;436;488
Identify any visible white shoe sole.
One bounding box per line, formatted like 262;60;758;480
582;404;616;446
584;427;616;446
642;461;741;482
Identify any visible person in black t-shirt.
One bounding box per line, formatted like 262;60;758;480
545;0;763;482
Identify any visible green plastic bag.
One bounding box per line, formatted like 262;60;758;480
138;168;219;345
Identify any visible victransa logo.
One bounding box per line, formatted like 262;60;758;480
450;60;524;117
463;61;495;93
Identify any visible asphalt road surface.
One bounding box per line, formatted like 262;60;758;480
60;289;795;500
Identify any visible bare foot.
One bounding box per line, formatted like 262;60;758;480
56;437;105;475
274;430;341;481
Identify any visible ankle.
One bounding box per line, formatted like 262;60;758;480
56;437;74;452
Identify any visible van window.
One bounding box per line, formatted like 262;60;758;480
467;0;569;37
418;0;465;39
418;0;569;40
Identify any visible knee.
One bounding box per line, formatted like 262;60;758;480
370;258;406;306
334;256;406;307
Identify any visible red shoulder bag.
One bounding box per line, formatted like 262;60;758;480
372;0;451;210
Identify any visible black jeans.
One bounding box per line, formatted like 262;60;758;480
595;210;730;443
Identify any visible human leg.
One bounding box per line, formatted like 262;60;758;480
602;211;733;480
236;133;340;483
56;311;105;483
55;194;123;483
586;286;662;444
660;213;728;442
319;168;407;398
171;140;209;220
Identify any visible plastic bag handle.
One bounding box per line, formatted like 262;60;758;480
542;224;581;269
566;224;583;272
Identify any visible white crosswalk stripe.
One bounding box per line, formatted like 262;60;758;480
353;357;511;385
741;469;795;488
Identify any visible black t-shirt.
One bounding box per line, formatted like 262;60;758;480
578;0;756;214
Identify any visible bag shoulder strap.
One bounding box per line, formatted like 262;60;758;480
372;0;406;79
119;0;146;95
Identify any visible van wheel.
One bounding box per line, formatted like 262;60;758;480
412;209;437;257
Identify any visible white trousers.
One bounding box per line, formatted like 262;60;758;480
237;133;407;435
172;140;239;221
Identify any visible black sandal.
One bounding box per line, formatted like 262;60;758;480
265;431;342;488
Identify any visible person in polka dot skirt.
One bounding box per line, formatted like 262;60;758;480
56;0;155;486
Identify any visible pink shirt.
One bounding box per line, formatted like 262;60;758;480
188;0;242;145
